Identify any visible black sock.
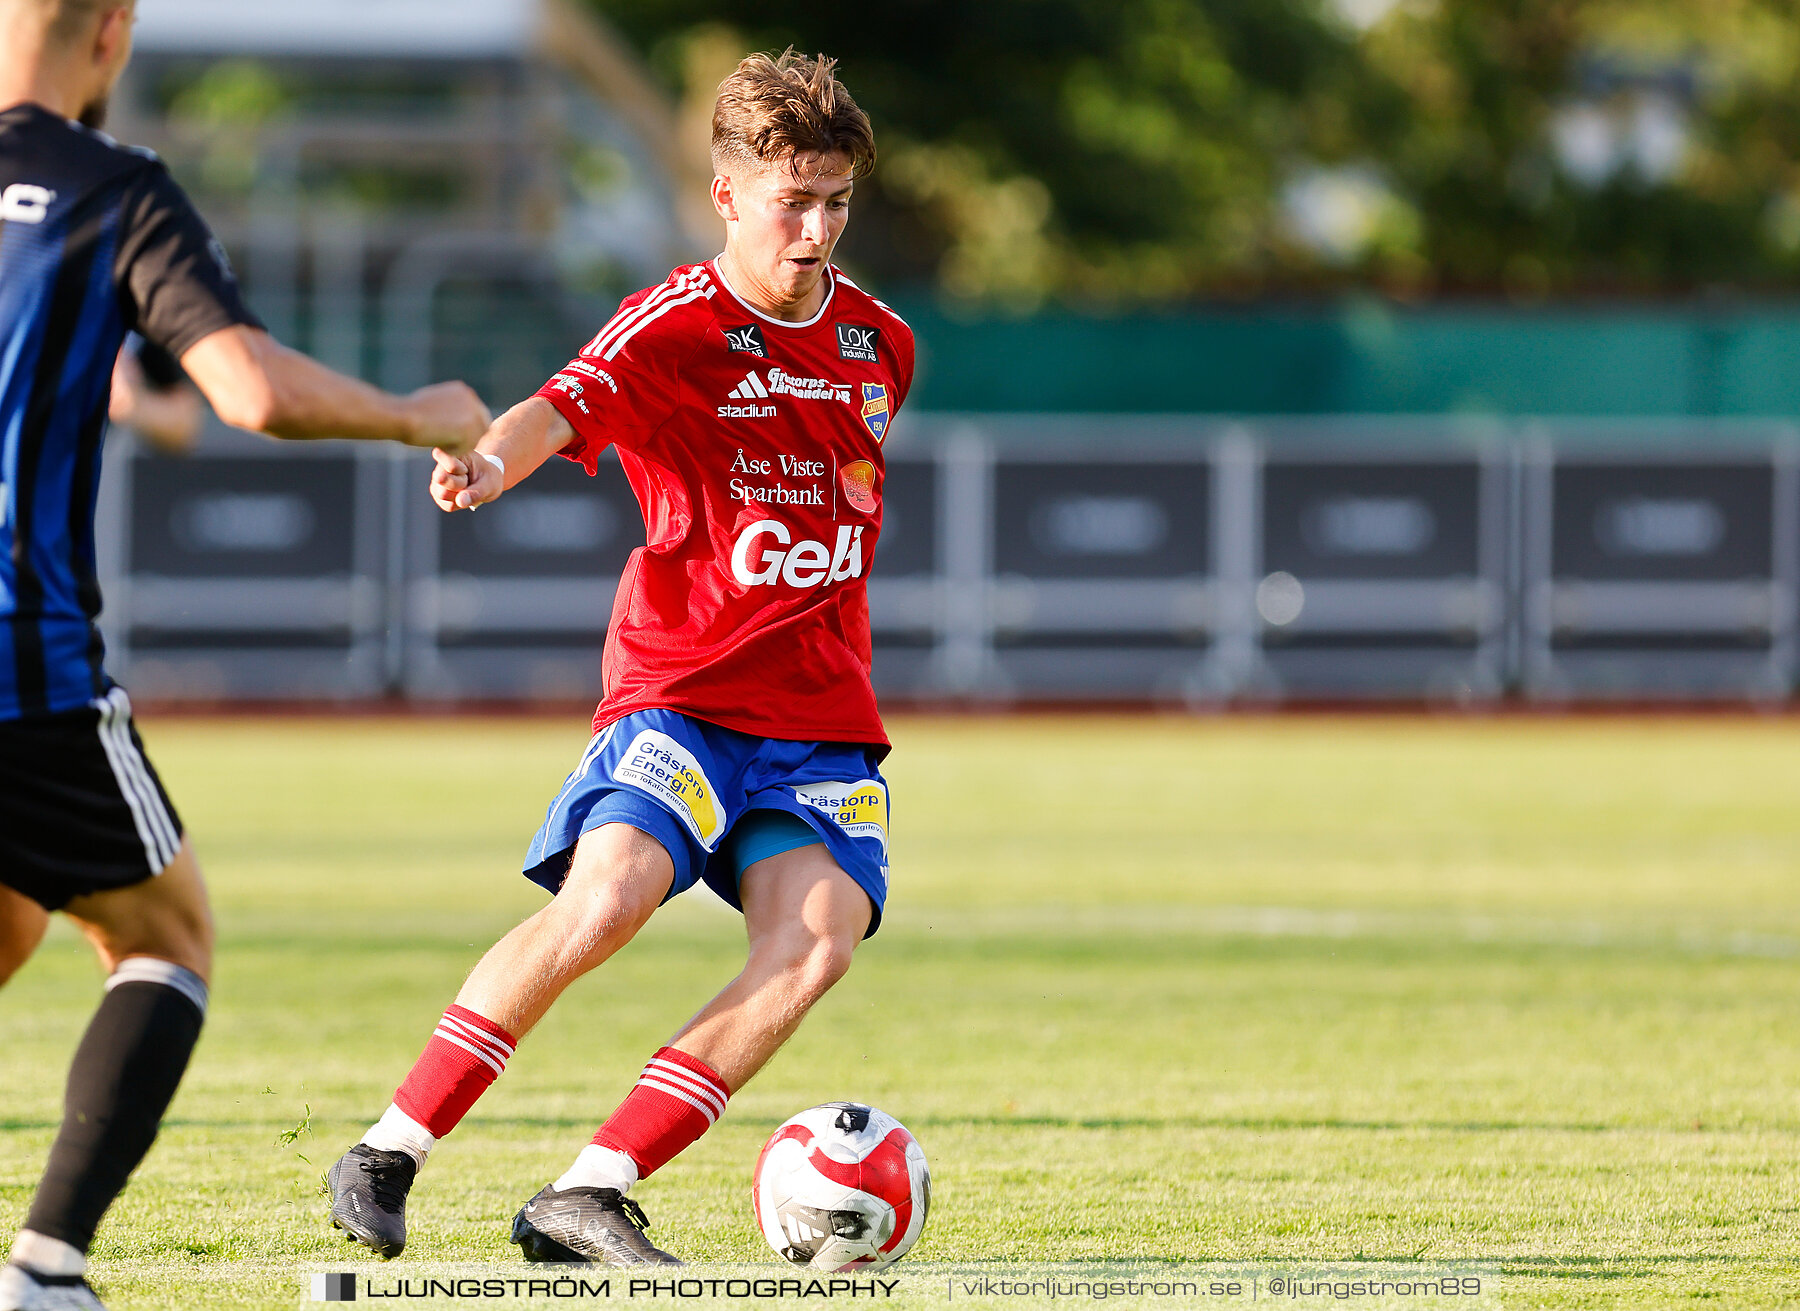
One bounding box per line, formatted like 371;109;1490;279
23;972;205;1252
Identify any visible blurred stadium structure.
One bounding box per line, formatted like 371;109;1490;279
92;1;1800;707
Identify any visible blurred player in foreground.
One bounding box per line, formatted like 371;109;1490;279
328;50;912;1267
0;3;489;1307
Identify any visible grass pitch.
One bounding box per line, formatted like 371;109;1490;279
4;713;1800;1307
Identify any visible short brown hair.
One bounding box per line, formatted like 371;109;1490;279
711;49;876;181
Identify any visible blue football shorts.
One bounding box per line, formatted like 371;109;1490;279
523;708;891;937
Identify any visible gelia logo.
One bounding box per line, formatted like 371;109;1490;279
731;519;865;588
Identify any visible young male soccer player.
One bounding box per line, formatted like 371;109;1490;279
0;4;489;1308
327;50;912;1267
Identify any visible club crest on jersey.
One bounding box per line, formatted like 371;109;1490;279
724;324;767;357
836;323;880;364
859;383;891;442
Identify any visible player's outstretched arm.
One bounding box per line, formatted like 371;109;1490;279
179;324;490;454
430;397;576;513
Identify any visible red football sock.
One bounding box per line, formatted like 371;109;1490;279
592;1047;731;1179
392;1005;517;1139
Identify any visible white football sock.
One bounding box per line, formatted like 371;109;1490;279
554;1145;638;1194
360;1104;436;1168
10;1229;84;1277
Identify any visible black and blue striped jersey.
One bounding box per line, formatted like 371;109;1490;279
0;103;258;721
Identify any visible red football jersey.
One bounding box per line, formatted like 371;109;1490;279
535;259;914;749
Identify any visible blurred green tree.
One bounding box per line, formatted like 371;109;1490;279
592;0;1800;306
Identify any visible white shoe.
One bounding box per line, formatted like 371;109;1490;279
0;1263;105;1311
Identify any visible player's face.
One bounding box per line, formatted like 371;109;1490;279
715;151;853;319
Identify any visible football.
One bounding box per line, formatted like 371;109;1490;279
751;1102;930;1271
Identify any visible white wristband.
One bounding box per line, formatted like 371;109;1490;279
473;450;505;481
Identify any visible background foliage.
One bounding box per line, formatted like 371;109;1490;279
592;0;1800;307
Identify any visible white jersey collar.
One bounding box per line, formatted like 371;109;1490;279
708;257;835;330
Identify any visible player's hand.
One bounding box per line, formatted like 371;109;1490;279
408;382;490;455
431;446;504;512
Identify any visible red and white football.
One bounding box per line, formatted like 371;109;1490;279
751;1102;930;1271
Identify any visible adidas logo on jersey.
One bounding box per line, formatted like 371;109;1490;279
720;372;776;419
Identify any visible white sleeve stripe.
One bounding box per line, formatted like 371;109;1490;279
432;1028;507;1077
586;269;708;359
601;287;712;361
91;690;177;871
581;276;690;356
439;1013;515;1058
638;1075;723;1123
643;1060;728;1115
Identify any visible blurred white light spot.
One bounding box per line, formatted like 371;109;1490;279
1628;95;1688;184
1257;571;1306;626
1595;497;1724;557
1280;166;1403;265
1302;496;1436;556
1551;94;1689;190
1551;103;1619;188
1329;0;1402;29
481;495;614;552
176;493;313;552
1034;496;1168;556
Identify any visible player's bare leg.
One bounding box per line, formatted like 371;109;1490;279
454;824;672;1036
0;884;50;988
668;842;869;1086
3;843;211;1311
514;841;870;1266
329;823;671;1258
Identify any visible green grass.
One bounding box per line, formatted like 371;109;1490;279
5;714;1800;1307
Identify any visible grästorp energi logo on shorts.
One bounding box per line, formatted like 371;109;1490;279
793;779;889;854
613;730;725;848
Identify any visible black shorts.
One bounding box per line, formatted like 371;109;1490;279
0;688;185;911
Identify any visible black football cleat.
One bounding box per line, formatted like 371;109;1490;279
327;1144;417;1259
0;1262;105;1311
510;1184;682;1266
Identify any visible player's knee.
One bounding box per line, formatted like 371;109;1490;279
789;931;857;1002
553;879;659;967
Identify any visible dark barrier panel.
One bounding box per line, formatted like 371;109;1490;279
130;456;356;578
1527;458;1788;699
868;458;937;580
414;454;642;699
865;456;940;694
118;452;379;699
1263;462;1480;580
1552;463;1772;583
1258;459;1501;698
990;457;1212;698
994;460;1209;580
437;454;640;580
